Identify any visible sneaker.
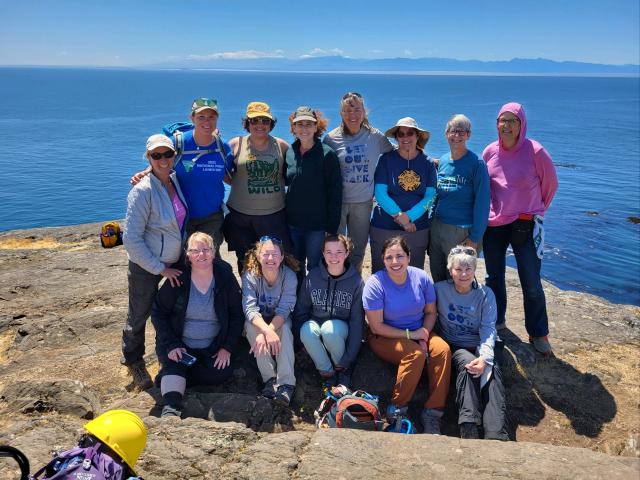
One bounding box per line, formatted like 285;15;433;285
495;320;507;331
261;377;277;399
459;422;480;439
529;336;553;356
128;361;153;390
336;370;352;389
161;404;182;418
420;408;443;435
385;404;408;423
321;374;336;392
274;384;295;406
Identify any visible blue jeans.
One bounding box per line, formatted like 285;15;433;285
300;319;349;374
483;222;549;337
288;225;325;279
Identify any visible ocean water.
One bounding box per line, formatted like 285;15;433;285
1;67;639;305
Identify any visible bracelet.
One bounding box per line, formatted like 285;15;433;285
405;328;410;340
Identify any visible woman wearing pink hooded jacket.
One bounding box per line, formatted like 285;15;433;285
482;102;558;356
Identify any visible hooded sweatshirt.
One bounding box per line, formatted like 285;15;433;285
293;261;365;369
482;102;558;227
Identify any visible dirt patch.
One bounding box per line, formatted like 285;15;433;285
0;237;85;250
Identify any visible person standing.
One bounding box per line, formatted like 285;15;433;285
285;106;342;281
429;114;490;282
324;92;394;271
482;102;558;356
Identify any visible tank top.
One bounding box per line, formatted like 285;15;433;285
227;135;285;215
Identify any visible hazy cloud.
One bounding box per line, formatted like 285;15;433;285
300;48;345;59
403;49;413;57
187;49;285;60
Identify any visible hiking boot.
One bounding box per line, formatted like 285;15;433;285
529;336;553;357
385;404;408;423
495;320;507;331
261;377;277;399
161;404;182;418
420;408;443;435
459;422;480;439
274;384;295;406
128;361;153;390
321;374;336;393
336;370;352;389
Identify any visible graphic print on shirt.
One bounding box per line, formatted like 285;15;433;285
438;174;469;192
340;144;369;184
258;292;279;318
447;302;479;336
310;288;353;313
398;169;421;192
246;152;281;194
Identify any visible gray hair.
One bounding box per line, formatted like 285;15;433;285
445;114;472;134
447;245;478;272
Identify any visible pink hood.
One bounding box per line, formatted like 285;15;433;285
497;102;528;152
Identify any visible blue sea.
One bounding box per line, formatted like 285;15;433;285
1;67;639;305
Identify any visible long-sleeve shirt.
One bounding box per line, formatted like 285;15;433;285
241;266;298;324
434;150;490;243
435;281;496;366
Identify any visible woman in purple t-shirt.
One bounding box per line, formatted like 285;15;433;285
363;236;451;434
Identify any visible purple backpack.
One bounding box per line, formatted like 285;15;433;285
30;443;126;480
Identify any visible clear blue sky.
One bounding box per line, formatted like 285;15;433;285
1;0;638;66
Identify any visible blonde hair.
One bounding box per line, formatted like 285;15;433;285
340;93;371;134
243;238;300;276
187;231;214;251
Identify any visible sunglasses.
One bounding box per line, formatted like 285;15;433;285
249;117;272;125
396;129;416;138
450;246;477;256
342;92;363;100
259;235;283;244
192;98;218;108
149;150;175;160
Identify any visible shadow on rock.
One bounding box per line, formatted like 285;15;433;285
500;329;617;437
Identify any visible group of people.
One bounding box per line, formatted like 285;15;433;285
121;92;558;440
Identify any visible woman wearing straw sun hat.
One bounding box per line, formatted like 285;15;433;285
369;117;437;273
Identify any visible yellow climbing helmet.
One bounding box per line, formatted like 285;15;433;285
84;409;147;473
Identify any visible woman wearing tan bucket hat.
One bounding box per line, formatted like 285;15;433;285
223;101;293;272
369;117;437;273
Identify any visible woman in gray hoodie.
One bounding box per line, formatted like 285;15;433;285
294;234;365;388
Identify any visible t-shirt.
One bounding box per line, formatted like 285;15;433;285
323;126;393;203
371;149;437;231
434;150;490;243
362;266;436;330
173;130;234;220
182;279;220;349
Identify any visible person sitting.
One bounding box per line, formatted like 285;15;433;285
435;245;508;440
152;232;244;418
363;236;451;434
242;235;299;406
294;234;364;389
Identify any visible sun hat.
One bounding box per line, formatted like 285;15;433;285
191;97;219;115
246;101;274;120
145;134;175;152
292;106;317;123
384;117;430;149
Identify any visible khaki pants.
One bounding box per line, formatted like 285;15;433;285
368;332;451;409
429;217;483;283
244;320;296;386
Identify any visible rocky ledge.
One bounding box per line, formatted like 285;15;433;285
0;222;639;479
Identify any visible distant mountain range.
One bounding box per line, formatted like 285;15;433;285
153;55;639;75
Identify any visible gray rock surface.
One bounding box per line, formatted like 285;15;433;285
0;222;639;479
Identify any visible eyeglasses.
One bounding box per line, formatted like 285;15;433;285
448;129;469;136
342;92;363;100
187;247;212;255
450;246;476;256
396;129;416;138
497;118;520;126
249;117;272;125
149;150;175;160
259;235;283;244
192;98;218;108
